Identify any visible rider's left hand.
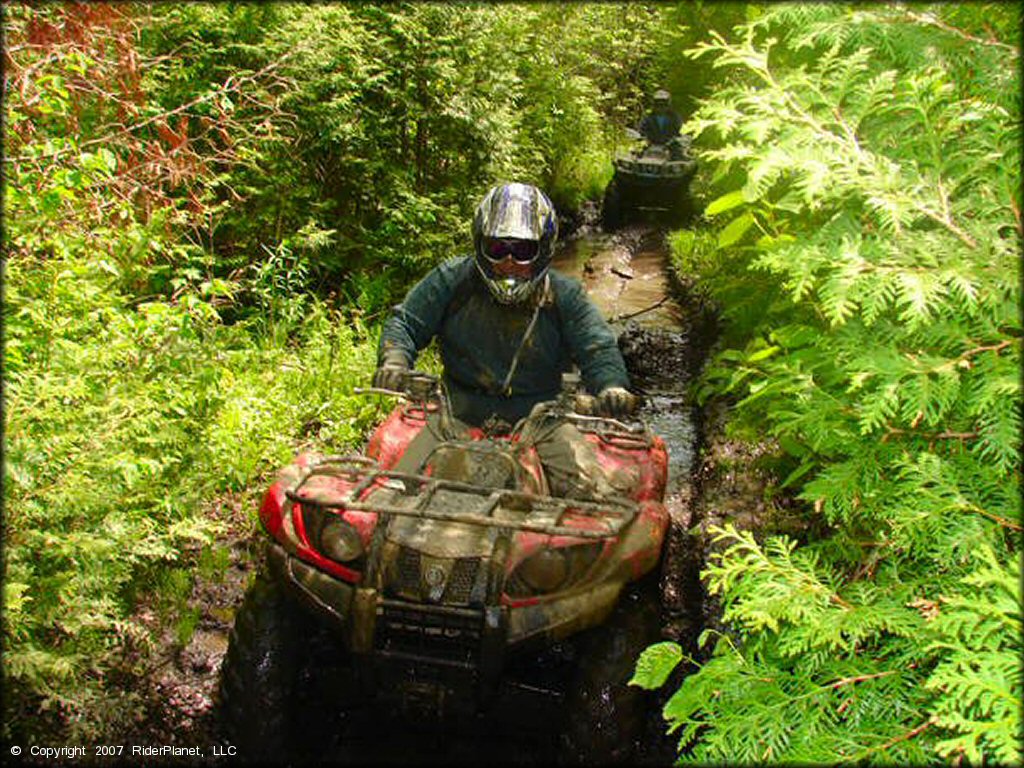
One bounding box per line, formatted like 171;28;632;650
373;351;410;392
597;386;638;417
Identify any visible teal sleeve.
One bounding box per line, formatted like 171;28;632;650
377;258;469;366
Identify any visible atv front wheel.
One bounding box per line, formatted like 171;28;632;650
219;572;305;761
559;583;662;764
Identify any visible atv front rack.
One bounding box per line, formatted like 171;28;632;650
614;157;696;179
285;455;637;540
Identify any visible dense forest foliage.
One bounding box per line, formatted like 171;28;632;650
635;4;1022;765
3;1;1020;764
2;0;724;741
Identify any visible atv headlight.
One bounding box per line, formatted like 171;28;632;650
319;517;364;564
518;549;568;592
507;542;602;598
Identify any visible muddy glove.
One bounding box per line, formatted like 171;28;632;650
597;386;638;418
372;351;410;392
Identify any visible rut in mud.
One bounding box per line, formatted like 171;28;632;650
129;216;720;765
553;221;715;647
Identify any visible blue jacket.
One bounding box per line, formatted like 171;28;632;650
378;256;630;425
639;108;683;145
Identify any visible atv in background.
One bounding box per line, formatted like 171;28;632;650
603;128;697;230
219;372;670;763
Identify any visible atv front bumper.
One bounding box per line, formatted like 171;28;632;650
267;541;621;664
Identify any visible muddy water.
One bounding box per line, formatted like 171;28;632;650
554;223;701;534
556;225;705;765
553;229;684;329
554;222;705;664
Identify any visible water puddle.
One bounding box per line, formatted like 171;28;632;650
554;230;683;328
555;226;700;494
556;224;706;666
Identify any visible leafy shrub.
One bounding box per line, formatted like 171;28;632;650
136;3;669;303
2;4;378;739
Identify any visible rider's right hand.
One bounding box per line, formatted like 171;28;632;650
597;386;639;418
372;351;410;391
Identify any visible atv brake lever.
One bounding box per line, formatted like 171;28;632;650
354;386;406;397
356;370;441;399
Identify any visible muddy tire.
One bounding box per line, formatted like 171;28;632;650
602;178;624;231
219;572;304;762
559;584;661;765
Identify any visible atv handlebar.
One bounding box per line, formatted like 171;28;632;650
565;394;646;434
356;371;645;432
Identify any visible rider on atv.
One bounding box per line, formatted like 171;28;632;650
373;182;638;500
638;89;686;160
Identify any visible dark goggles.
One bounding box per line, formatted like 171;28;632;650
482;237;540;264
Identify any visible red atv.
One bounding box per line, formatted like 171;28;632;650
219;372;669;762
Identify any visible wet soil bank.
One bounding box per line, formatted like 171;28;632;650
114;213;775;766
117;496;255;761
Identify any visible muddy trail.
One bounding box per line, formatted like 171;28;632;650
125;216;727;765
554;220;716;652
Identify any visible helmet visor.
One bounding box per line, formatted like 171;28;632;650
482;237;539;264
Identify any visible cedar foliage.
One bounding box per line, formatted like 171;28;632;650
636;4;1021;764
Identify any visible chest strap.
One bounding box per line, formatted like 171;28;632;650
496;274;551;397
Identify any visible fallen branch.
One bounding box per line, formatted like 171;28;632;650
6;49;297;165
610;296;670;322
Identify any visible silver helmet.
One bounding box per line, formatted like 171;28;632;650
472;183;558;304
